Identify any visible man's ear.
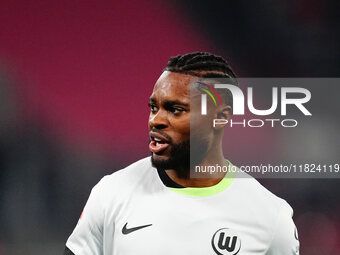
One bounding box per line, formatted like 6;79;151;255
214;105;232;130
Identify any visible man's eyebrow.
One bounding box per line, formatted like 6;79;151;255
164;100;189;107
149;98;189;107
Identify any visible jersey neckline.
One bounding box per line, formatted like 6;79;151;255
156;160;236;197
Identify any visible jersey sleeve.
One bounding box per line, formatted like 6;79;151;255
66;179;106;255
266;201;300;255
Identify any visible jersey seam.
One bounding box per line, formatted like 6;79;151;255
90;177;107;245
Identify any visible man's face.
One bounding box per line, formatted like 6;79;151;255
148;71;213;172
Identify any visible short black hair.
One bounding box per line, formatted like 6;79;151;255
164;52;237;107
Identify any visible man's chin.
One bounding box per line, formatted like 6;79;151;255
151;153;189;170
151;153;171;169
151;148;170;158
150;140;190;172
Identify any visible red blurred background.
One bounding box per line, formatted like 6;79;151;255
0;1;339;254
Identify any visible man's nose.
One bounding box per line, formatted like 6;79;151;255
149;109;168;129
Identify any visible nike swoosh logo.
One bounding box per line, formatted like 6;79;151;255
122;222;152;235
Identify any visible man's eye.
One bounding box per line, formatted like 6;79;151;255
148;103;158;113
170;107;185;114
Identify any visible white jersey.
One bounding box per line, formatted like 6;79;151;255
66;157;299;255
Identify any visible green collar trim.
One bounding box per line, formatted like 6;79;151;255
168;160;235;197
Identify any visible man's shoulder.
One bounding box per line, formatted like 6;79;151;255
93;156;155;193
107;156;153;179
232;170;293;215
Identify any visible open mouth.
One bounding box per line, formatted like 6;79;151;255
149;133;170;153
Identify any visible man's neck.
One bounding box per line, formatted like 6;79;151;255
165;153;229;188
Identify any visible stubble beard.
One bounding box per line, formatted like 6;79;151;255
151;138;209;179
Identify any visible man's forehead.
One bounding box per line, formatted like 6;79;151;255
152;71;193;98
151;72;224;104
